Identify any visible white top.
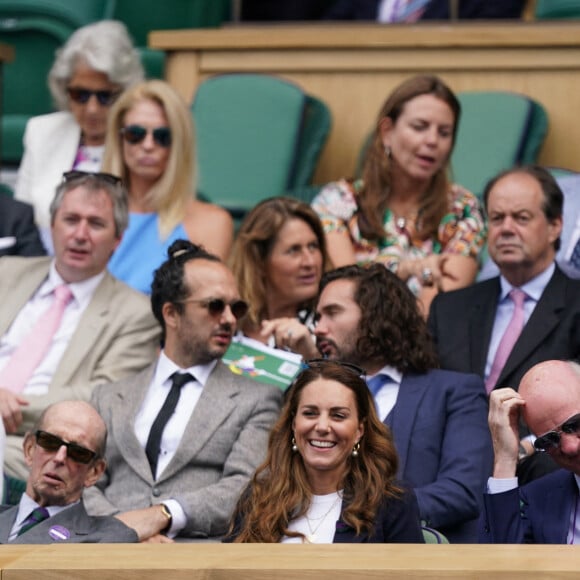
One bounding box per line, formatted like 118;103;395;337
0;262;104;396
283;491;342;544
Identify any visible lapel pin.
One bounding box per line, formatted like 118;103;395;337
48;525;71;541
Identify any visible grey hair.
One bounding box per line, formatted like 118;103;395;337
49;173;129;238
48;20;144;111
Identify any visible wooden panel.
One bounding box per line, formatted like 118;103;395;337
2;544;580;579
149;24;580;183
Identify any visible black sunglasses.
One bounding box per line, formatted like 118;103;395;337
35;430;98;464
62;170;122;186
180;297;249;320
67;87;120;106
533;413;580;452
302;358;366;377
121;125;172;148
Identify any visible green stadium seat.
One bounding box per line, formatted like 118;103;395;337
535;0;580;19
191;73;331;222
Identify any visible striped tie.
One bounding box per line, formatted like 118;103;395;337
17;506;50;536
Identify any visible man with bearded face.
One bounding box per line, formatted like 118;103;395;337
84;240;282;542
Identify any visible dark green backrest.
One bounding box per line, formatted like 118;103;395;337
535;0;580;19
112;0;230;46
451;91;548;198
192;74;310;218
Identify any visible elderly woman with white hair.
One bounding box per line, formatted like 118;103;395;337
14;20;144;250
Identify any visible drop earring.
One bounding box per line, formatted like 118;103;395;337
352;442;360;457
291;437;298;452
384;145;392;159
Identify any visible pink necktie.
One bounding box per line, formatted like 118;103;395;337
485;288;526;394
0;284;73;394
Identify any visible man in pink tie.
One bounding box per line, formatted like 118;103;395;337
428;165;580;482
0;171;160;480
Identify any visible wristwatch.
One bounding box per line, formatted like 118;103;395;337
159;503;172;532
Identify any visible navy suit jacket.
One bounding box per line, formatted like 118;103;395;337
0;194;45;257
479;469;577;543
428;267;580;396
386;369;492;543
324;0;525;20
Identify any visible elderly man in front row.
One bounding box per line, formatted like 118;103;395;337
84;240;282;542
0;171;160;480
0;401;137;543
480;360;580;543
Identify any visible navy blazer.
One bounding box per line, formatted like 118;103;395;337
387;369;492;543
479;469;577;543
224;486;424;543
0;194;45;257
324;0;525;20
428;267;580;396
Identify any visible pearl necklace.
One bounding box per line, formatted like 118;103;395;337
304;494;341;543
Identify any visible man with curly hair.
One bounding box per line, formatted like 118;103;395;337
314;263;492;542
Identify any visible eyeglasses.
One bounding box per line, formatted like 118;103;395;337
533;413;580;452
120;125;172;148
301;358;366;378
62;170;122;186
67;87;120;106
180;297;249;320
35;430;98;464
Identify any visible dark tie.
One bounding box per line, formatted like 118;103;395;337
17;506;50;536
570;238;580;271
145;372;193;479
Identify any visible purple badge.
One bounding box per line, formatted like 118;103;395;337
48;525;70;541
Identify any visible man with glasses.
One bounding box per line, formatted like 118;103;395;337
481;359;580;543
0;172;160;480
0;400;137;543
84;240;282;542
314;263;492;542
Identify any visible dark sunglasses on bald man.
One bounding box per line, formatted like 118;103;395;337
533;413;580;452
67;87;120;106
35;430;98;464
179;297;248;320
121;125;172;148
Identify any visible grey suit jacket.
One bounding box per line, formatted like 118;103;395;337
0;500;138;543
84;361;283;538
0;257;161;479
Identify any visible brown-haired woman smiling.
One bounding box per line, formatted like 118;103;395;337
224;360;423;543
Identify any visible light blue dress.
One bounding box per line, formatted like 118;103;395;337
108;212;188;294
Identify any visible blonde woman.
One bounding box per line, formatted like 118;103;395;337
103;80;233;294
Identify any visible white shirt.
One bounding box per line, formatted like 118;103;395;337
487;473;580;544
133;351;217;537
0;262;104;396
378;0;402;22
283;491;342;543
9;493;75;541
484;263;555;383
367;365;403;422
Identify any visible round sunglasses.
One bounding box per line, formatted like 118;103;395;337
67;87;120;107
179;297;249;320
120;125;172;148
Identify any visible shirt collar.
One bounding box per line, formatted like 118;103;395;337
499;262;555;302
367;364;402;385
45;261;106;308
155;350;217;388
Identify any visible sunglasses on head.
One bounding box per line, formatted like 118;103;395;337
302;358;366;377
121;125;172;148
67;87;119;106
35;430;98;464
533;413;580;452
62;170;122;186
180;297;249;320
